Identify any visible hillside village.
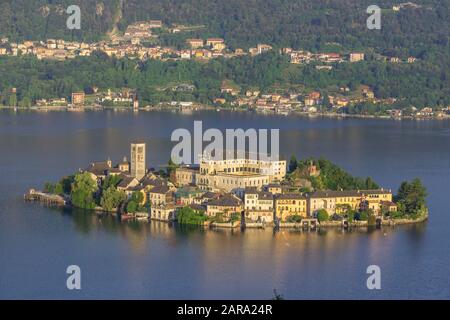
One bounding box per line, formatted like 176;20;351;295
2;12;449;118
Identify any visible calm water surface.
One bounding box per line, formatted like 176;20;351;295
0;110;449;299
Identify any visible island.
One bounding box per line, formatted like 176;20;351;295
25;142;429;230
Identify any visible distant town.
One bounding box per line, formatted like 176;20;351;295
2;18;449;120
26;142;429;229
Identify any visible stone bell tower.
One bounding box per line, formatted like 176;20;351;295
130;142;146;180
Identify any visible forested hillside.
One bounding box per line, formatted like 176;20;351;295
2;51;449;108
1;0;449;54
0;0;118;42
1;1;450;110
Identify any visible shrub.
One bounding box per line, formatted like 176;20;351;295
317;209;329;222
286;215;303;223
356;211;369;221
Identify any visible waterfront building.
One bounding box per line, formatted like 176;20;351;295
130;142;146;180
149;185;174;206
206;194;243;218
151;204;176;222
244;188;274;223
275;193;308;221
307;189;394;217
361;189;393;202
71;92;85;106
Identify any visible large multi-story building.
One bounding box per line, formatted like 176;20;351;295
130;142;146;180
275;193;308;221
244;188;275;223
206;194;243;218
306;189;394;217
174;156;287;194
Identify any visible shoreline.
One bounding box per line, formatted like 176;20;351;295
2;105;449;121
24;190;429;231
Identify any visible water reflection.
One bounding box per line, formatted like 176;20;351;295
63;207;428;258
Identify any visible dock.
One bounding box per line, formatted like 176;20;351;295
24;189;67;207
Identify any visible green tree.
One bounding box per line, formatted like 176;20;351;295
347;210;355;223
126;201;138;214
131;191;144;205
70;172;98;210
44;182;55;194
395;178;428;216
54;183;64;195
100;187;126;212
9;93;17;107
286;215;302;223
19;96;31;108
289;155;298;173
102;175;122;190
317;209;329;222
60;176;75;194
357;210;370;221
167;159;179;177
177;206;208;225
230;212;241;223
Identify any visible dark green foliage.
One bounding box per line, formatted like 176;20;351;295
102;174;122;190
395;178;428;216
59;175;74;194
346;211;355;223
167;159;179;178
288;155;298;173
296;158;380;191
1;0;449;56
317;209;329;222
43;181;62;194
130;191;144;204
70;172;97;209
230;212;241;223
0;0;118;42
356;210;370;221
126;200;138;213
176;206;208;225
119;0;450;53
1;50;450;109
100;186;126;212
286;215;302;223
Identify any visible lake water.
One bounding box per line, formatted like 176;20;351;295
0;110;449;299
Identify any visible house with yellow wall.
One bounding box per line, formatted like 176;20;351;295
275;193;308;221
